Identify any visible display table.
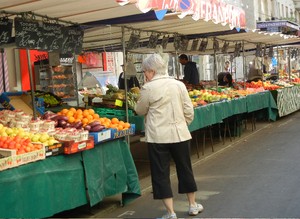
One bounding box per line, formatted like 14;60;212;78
245;91;278;121
0;139;141;218
270;85;300;117
130;91;278;133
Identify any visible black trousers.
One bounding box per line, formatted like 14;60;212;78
148;140;197;199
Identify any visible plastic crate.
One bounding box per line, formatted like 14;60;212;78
94;107;133;121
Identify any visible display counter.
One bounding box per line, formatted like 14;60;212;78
130;91;278;133
270;85;300;117
0;139;141;218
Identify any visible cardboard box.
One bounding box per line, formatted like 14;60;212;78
0;92;44;115
63;136;94;154
0;149;16;171
15;145;45;166
89;129;112;144
45;142;64;157
110;124;135;139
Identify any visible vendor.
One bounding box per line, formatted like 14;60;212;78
118;65;140;90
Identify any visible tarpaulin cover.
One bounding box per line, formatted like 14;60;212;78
0;153;87;218
82;139;141;206
0;139;141;218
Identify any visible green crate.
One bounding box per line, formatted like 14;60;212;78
94;107;133;121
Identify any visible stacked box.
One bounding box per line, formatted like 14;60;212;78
45;142;64;157
63;136;94;154
89;129;111;144
15;145;45;166
110;124;135;139
0;149;16;171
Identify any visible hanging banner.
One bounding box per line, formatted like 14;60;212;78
131;0;246;29
14;17;44;49
0;18;13;45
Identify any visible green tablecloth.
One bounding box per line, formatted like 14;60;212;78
130;91;278;133
246;91;278;121
0;153;87;218
83;139;141;206
271;86;300;117
0;139;141;218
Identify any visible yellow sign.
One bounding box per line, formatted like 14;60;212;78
115;99;123;107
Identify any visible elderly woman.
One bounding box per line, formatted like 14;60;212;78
135;54;203;219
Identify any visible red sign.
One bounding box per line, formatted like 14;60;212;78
133;0;246;29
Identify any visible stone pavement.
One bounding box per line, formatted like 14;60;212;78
53;111;300;218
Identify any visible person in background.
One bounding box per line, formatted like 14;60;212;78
118;64;140;89
135;54;203;219
178;54;200;85
224;60;230;72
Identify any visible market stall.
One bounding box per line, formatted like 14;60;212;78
270;85;300;117
0;139;141;218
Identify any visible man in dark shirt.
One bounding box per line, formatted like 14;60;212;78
178;54;199;85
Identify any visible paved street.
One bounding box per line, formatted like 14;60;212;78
55;110;300;218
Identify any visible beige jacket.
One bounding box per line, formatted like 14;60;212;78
135;75;194;143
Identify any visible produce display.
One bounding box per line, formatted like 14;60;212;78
34;91;63;107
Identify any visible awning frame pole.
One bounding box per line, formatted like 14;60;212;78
26;49;37;120
242;41;246;89
288;47;291;82
122;26;130;147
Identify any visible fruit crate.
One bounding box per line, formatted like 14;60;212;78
63;136;94;154
94;107;134;121
45;142;64;157
110;124;135;139
15;144;46;167
89;129;112;144
0;149;16;171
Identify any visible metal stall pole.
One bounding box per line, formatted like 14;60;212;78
122;26;130;148
26;49;37;120
214;44;217;89
288;47;291;82
242;41;246;89
277;46;279;78
73;52;79;107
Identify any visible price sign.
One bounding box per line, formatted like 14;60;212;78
0;17;13;45
15;17;43;49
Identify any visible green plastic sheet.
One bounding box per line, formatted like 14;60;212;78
0;139;141;218
82;139;141;206
131;91;278;133
0;153;87;218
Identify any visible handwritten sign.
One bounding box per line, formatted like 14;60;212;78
41;23;64;52
61;26;84;54
0;17;13;45
14;17;43;49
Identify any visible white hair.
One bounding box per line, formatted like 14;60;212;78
142;53;168;76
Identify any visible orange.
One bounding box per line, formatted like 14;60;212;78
123;122;130;128
82;118;89;124
83;110;90;117
61;109;69;115
76;109;83;114
117;124;124;131
119;121;125;127
99;118;105;123
87;114;93;121
66;111;74;117
93;114;100;119
111;117;119;124
68;116;75;123
69;107;77;113
110;123;118;129
88;109;95;115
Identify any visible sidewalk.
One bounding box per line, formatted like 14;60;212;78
53;112;300;218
